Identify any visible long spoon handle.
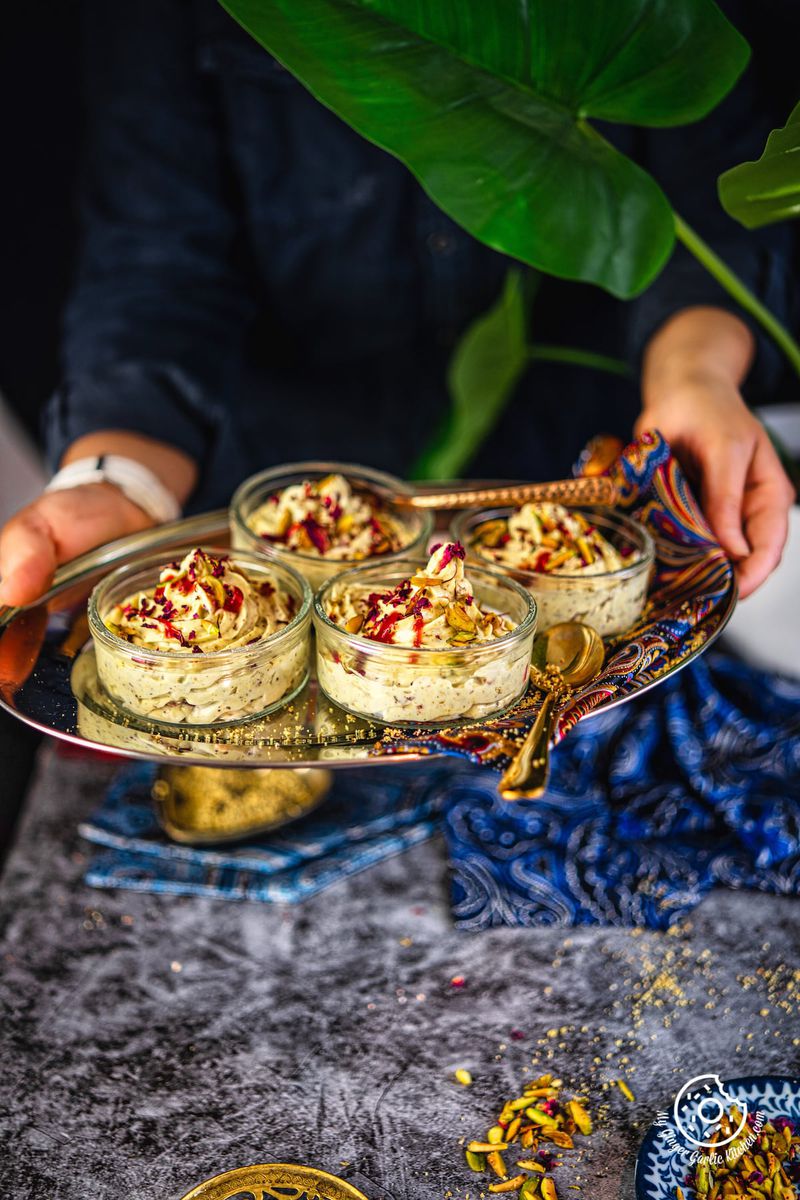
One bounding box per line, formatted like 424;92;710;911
497;691;557;801
397;475;617;511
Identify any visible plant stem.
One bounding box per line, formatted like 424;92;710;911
527;343;632;377
674;213;800;378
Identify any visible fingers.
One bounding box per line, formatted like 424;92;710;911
0;483;153;608
736;435;795;600
0;505;58;607
699;436;752;560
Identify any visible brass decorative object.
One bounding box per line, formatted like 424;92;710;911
178;1162;369;1200
153;765;332;844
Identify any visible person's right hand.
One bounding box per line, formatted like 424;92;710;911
0;483;154;607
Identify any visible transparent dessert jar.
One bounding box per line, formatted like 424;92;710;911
87;547;312;727
313;559;537;728
229;461;434;592
451;507;655;638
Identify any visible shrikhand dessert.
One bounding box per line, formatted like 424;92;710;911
230;462;433;591
453;503;654;638
479;502;631;575
248;473;404;561
313;542;537;727
88;547;311;725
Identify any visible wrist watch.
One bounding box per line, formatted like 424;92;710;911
44;455;182;525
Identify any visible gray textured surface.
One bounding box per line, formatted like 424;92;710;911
1;748;799;1200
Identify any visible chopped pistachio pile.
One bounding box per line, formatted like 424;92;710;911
678;1107;799;1200
464;1073;592;1197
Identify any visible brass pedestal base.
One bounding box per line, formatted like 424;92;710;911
152;765;332;844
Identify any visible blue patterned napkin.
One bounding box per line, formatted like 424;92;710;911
80;764;450;903
80;649;800;925
442;648;800;929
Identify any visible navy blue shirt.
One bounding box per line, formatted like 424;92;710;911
46;1;793;509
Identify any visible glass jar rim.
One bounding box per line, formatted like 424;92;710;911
451;505;655;583
313;556;537;659
88;544;312;663
230;461;434;568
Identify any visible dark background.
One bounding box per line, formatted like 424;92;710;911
1;0;798;448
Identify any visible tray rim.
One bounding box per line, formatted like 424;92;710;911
0;506;737;770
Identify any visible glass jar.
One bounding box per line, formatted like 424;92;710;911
451;507;654;637
230;461;433;592
313;559;537;728
88;547;312;726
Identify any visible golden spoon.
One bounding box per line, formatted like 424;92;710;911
392;474;617;510
498;621;605;801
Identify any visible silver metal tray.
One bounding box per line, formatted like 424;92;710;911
0;508;735;769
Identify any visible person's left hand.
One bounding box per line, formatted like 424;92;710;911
639;307;795;599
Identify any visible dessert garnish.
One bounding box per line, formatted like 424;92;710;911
327;542;515;648
475;501;633;575
463;1073;592;1197
248;473;405;560
677;1106;799;1199
104;548;295;653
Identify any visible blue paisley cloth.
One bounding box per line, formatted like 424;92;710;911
80;646;800;927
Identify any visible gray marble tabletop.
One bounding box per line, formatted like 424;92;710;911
1;747;798;1200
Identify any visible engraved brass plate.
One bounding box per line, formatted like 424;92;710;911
178;1162;369;1200
0;503;736;770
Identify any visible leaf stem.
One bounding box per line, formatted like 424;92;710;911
674;213;800;378
527;343;632;377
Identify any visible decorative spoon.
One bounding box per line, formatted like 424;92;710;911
498;621;605;801
392;474;618;511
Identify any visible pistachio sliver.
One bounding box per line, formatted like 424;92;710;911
488;1176;527;1193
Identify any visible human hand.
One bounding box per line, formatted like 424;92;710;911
0;431;197;607
639;307;795;599
0;483;155;607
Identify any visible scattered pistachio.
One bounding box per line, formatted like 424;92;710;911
461;1072;592;1197
465;1149;486;1172
489;1176;528;1193
487;1150;508;1178
567;1100;592;1136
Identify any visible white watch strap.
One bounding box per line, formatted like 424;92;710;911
45;455;181;525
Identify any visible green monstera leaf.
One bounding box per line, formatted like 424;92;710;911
719;99;800;229
219;0;748;298
412;270;530;481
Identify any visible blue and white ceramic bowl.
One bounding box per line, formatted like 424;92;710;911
635;1075;800;1200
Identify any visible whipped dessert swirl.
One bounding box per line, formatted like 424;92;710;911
328;542;515;647
105;548;295;654
475;502;633;575
248;473;405;561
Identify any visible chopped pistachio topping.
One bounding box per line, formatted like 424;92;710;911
327;542;516;648
248;473;406;560
105;548;295;654
474;501;636;575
